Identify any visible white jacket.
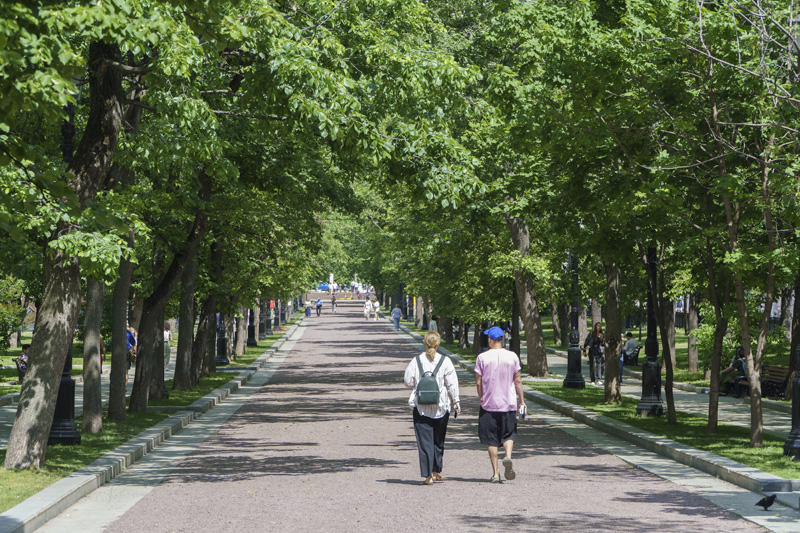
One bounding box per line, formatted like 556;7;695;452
404;352;460;419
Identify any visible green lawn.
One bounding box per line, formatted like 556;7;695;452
525;381;799;479
146;372;237;407
0;411;170;513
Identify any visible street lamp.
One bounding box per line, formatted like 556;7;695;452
636;247;664;416
216;312;229;366
247;307;258;346
563;254;586;389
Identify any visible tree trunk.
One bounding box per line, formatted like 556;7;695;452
128;294;144;332
591;299;602;328
511;282;521;357
578;303;588;349
458;320;469;349
687;293;699;373
234;307;247;357
191;296;214;385
442;317;453;345
603;263;622;403
226;312;235;359
503;214;548;377
173;258;197;391
550;298;561;345
472;323;482;355
786;265;800;401
108;229;135;422
4;41;125;470
129;185;209;412
201;297;218;378
415;296;424;328
658;292;677;370
82;277;104;434
781;286;793;342
653;259;677;424
557;303;569;347
147;306;167;400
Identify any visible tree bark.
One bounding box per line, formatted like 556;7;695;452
442;317;453;344
108;229;134;422
128;294;143;332
503;214;548;377
234;307;247;357
458;320;469;349
658;292;677;369
781;286;793;342
173;258;197;391
82;277;104;434
687;293;699;373
191;296;214;384
591;299;602;328
129;175;209;412
4;41;125;470
578;304;588;350
557;303;569;347
511;282;521;357
653;259;677;424
550;298;561;345
603;263;622;403
787;265;800;401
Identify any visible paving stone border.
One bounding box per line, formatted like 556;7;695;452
395;321;800;497
0;320;302;533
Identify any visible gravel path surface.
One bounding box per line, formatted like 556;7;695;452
44;299;765;532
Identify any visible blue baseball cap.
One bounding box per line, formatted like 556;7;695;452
484;326;504;340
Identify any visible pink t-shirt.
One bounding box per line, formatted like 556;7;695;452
475;348;521;412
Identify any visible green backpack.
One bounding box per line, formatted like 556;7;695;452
416;355;446;405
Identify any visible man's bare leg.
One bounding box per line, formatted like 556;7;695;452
488;446;500;478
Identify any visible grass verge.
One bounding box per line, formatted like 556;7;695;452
147;372;237;407
525;381;800;479
0;411;171;514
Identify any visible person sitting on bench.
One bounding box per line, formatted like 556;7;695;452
15;344;30;383
720;346;747;398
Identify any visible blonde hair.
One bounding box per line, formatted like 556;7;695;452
424;331;441;361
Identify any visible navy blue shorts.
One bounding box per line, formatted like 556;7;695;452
478;407;517;446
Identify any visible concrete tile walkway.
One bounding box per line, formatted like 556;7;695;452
34;299;775;532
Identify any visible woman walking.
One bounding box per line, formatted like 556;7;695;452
582;322;605;384
404;331;460;485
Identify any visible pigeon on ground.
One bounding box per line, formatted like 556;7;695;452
755;494;776;510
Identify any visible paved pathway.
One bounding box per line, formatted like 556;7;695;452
37;300;769;532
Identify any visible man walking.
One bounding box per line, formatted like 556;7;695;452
391;304;402;330
475;326;525;483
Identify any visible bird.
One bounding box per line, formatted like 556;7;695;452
755;494;776;510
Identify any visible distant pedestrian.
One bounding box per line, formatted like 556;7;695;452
316;298;323;316
404;331;460;485
428;315;438;334
475;326;524;483
364;299;371;320
371;299;380;321
305;300;312;317
163;322;173;370
391;304;402;330
331;294;337;314
582;322;605;384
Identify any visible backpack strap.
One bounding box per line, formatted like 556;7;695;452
417;354;447;376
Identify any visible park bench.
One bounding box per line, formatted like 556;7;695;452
11;358;25;384
623;346;642;366
760;365;790;398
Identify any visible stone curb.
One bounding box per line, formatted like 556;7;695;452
0;393;19;408
0;319;302;533
393;324;799;496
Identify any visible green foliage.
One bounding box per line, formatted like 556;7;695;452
0;275;26;354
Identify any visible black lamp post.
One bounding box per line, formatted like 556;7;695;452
247;308;258;346
637;247;664;416
564;254;586;389
258;300;267;341
48;345;81;445
49;101;81;446
266;301;274;335
273;302;280;329
216;312;229;366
